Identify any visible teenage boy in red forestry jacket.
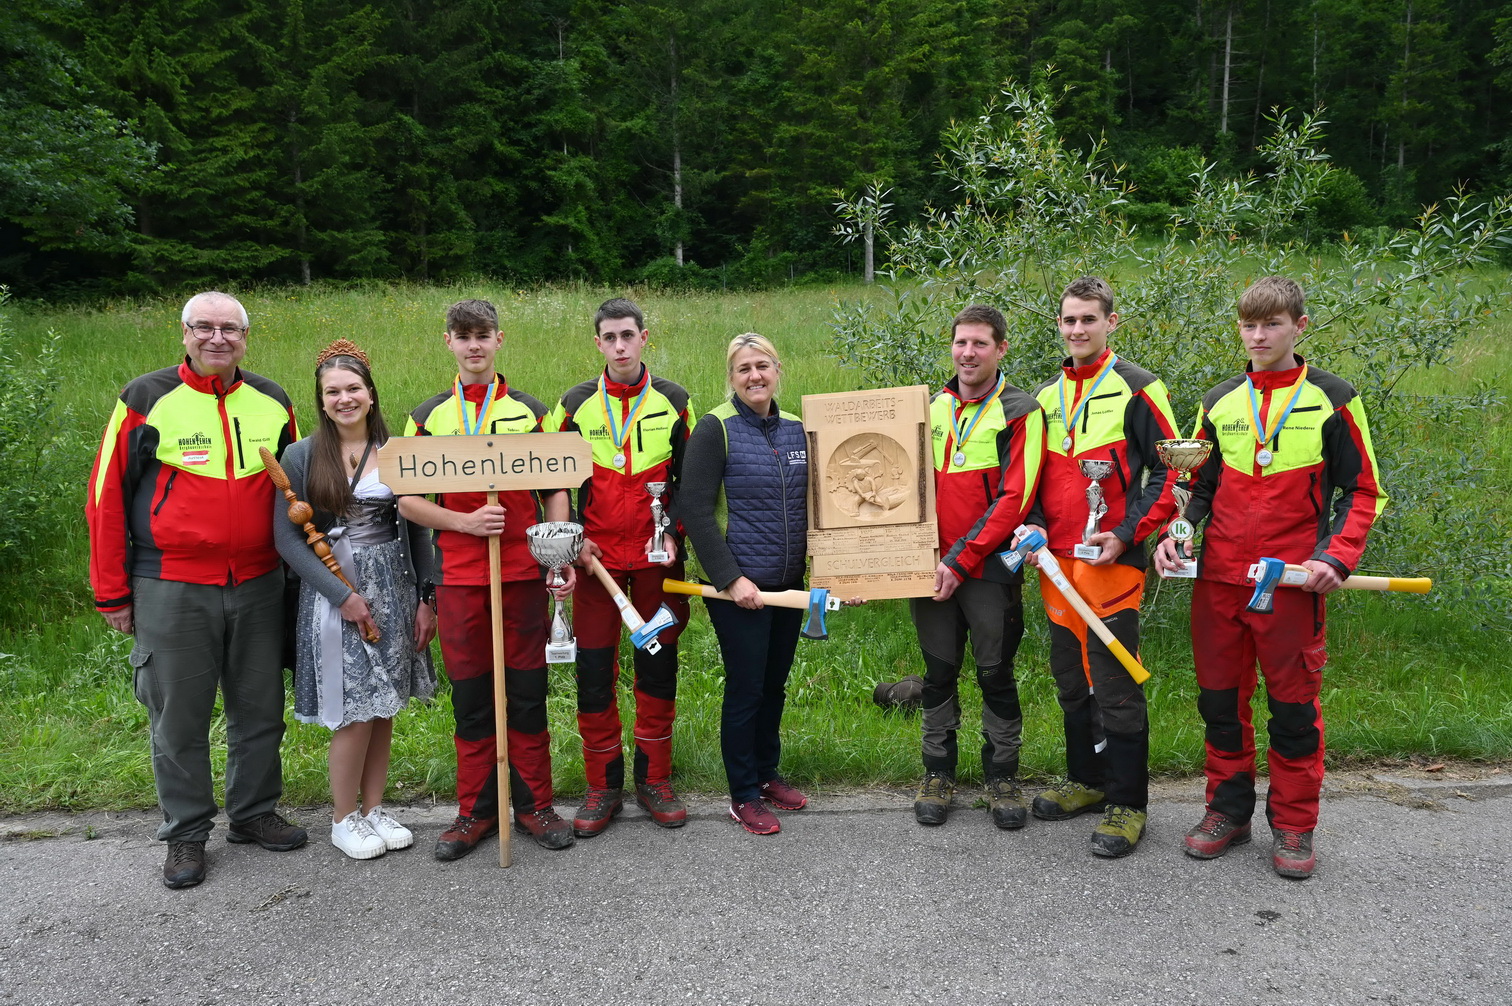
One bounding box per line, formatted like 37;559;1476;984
547;298;694;836
1154;275;1387;879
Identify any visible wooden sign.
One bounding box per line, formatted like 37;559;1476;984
376;432;591;494
802;386;938;600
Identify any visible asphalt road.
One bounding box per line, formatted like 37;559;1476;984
2;770;1507;1006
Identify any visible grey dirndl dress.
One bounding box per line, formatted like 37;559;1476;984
292;472;436;729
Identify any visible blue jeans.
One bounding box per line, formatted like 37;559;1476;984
705;598;803;802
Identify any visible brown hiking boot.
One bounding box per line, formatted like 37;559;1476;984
226;811;308;851
162;841;206;889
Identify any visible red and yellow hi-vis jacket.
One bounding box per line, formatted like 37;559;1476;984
932;373;1046;581
546;366;693;572
404;378;551;585
86;361;298;611
1184;358;1387;585
1027;349;1180;570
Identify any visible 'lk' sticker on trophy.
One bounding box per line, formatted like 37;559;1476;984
1245;365;1308;468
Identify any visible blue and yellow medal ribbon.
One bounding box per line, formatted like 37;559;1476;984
1057;352;1118;452
951;372;1004;467
1245;365;1309;464
598;372;652;464
454;375;498;435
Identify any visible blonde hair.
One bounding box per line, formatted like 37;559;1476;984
726;332;781;397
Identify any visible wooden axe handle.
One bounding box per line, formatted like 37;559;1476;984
661;578;810;610
1275;563;1433;594
585;555;650;630
1034;548;1150;685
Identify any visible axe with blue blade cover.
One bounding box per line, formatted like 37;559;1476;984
584;555;678;652
1245;556;1433;613
997;525;1151;684
662;578;840;640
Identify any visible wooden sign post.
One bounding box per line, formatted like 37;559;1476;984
378;432;590;867
801;386;939;600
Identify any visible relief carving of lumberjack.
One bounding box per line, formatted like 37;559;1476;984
826;433;911;520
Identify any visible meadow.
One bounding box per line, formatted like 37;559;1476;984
1;280;1507;812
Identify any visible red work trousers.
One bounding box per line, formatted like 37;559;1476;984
573;562;688;789
435;581;550;819
1192;579;1328;833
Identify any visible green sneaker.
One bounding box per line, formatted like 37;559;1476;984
986;777;1028;830
1031;778;1106;821
913;771;954;826
1090;804;1147;858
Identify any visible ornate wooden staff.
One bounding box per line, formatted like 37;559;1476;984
259;446;379;642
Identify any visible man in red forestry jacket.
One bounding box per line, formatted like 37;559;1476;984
87;291;307;890
910;304;1045;831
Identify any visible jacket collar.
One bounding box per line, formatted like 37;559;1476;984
1061;346;1114;380
731;394;780;424
602;364;648;398
179;358;241;396
943;371;1003;404
1245;355;1307;392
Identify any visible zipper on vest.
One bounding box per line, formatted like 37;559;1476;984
233;416;246;471
763;418;792;582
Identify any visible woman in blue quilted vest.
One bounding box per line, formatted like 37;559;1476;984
679;333;812;834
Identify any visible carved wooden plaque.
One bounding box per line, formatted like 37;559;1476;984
802;386;938;600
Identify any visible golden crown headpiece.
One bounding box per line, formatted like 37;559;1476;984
315;338;370;370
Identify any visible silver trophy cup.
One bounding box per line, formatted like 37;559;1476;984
644;481;671;563
1074;459;1114;560
1154;439;1214;579
526;521;584;663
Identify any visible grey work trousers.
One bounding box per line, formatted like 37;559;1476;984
910;577;1025;780
130;570;287;842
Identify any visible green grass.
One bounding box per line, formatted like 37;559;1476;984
0;279;1508;812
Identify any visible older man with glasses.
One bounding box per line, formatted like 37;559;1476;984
87;291;308;888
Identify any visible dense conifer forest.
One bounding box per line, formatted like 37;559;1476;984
3;0;1509;296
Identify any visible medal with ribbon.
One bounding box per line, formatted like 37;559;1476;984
599;371;652;469
1245;365;1309;468
950;372;1004;468
454;374;498;435
1057;352;1118;453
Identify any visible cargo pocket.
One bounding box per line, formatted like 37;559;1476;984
130;645;160;710
1302;641;1328;674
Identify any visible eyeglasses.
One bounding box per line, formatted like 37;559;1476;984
187;323;247;341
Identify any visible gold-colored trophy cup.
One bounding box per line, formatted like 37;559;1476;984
1073;459;1114;561
1154;439;1213;579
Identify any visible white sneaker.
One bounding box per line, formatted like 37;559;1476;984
331;811;386;860
365;805;414;851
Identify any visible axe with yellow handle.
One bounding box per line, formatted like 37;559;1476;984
662;578;839;640
998;526;1150;685
1245;557;1432;613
